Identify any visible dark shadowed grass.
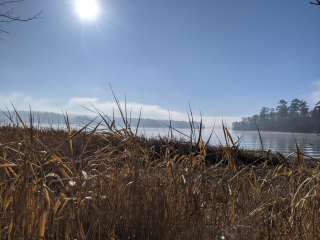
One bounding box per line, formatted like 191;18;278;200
0;106;320;239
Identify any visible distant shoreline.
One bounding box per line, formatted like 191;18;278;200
0;110;202;129
232;128;320;135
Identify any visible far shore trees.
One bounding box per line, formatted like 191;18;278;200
233;99;320;133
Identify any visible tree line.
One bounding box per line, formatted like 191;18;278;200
232;99;320;133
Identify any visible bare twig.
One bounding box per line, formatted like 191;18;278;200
0;11;41;23
310;0;320;5
0;0;41;35
0;0;24;7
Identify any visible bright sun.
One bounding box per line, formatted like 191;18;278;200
74;0;101;22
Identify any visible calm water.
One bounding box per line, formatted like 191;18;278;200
26;124;320;159
138;128;320;158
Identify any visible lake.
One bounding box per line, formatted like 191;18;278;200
18;123;320;159
138;128;320;158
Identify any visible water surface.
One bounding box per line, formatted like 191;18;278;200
26;123;320;159
138;128;320;158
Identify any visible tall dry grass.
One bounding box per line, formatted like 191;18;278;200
0;107;320;239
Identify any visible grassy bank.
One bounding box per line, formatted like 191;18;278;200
0;121;320;239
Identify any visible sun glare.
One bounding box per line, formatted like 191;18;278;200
74;0;101;22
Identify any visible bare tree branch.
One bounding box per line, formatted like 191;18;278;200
0;11;41;22
0;28;8;33
0;0;40;36
310;0;320;6
0;0;24;7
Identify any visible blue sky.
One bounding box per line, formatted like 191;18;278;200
0;0;319;123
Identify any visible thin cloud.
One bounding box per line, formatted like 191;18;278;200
0;92;62;112
0;92;240;127
68;97;240;127
308;80;320;106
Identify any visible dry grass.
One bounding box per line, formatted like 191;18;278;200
0;114;320;239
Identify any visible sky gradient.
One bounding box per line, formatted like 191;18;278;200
1;0;320;124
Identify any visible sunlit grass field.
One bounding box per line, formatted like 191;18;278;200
0;108;320;239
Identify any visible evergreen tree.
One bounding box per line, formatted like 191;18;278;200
232;98;320;133
276;100;288;119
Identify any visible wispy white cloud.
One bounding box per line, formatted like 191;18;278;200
68;97;186;120
307;80;320;106
67;97;240;127
0;92;240;127
0;92;62;112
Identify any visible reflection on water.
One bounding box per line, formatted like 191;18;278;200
25;124;320;159
138;128;320;158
